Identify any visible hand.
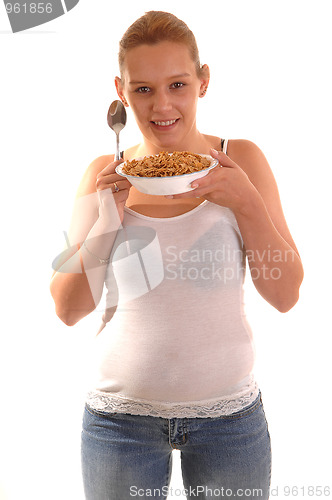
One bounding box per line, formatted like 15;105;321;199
167;149;259;215
95;159;132;223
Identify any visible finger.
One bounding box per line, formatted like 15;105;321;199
96;163;127;187
98;158;124;177
96;173;119;188
96;177;131;192
96;171;131;189
164;167;221;199
97;186;129;204
172;164;221;196
210;148;238;168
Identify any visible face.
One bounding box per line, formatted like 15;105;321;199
116;41;209;152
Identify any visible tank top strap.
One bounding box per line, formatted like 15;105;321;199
221;138;228;154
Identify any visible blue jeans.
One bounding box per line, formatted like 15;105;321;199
81;393;271;499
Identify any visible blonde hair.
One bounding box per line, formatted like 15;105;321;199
118;11;202;78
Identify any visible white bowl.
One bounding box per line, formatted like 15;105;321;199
115;154;219;195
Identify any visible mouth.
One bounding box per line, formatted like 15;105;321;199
150;118;179;129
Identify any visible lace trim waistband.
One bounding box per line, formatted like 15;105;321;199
85;379;259;419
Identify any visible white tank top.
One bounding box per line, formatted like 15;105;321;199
86;197;259;418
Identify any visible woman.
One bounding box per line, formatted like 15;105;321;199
50;11;303;500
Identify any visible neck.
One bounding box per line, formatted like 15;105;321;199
136;130;211;157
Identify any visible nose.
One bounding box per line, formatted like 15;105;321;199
152;89;172;113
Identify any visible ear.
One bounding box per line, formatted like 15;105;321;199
199;64;210;98
115;76;129;107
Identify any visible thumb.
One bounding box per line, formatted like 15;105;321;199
210;148;237;168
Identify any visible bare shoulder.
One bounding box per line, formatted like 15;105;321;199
227;139;270;179
227;139;280;196
75;154;114;198
227;139;299;253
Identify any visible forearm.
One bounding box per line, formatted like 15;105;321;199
235;193;304;312
50;216;120;325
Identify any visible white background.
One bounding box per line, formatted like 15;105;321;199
0;0;331;499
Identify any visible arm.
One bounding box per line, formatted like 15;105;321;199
169;140;304;312
227;140;303;312
50;155;131;326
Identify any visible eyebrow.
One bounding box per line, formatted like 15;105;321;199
128;73;192;85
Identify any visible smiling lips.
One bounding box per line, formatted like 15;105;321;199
152;119;178;127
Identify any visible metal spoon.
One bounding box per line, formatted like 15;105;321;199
107;100;127;160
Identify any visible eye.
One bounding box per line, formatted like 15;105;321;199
135;86;151;94
171;82;185;89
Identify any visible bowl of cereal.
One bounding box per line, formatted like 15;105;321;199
115;151;219;195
